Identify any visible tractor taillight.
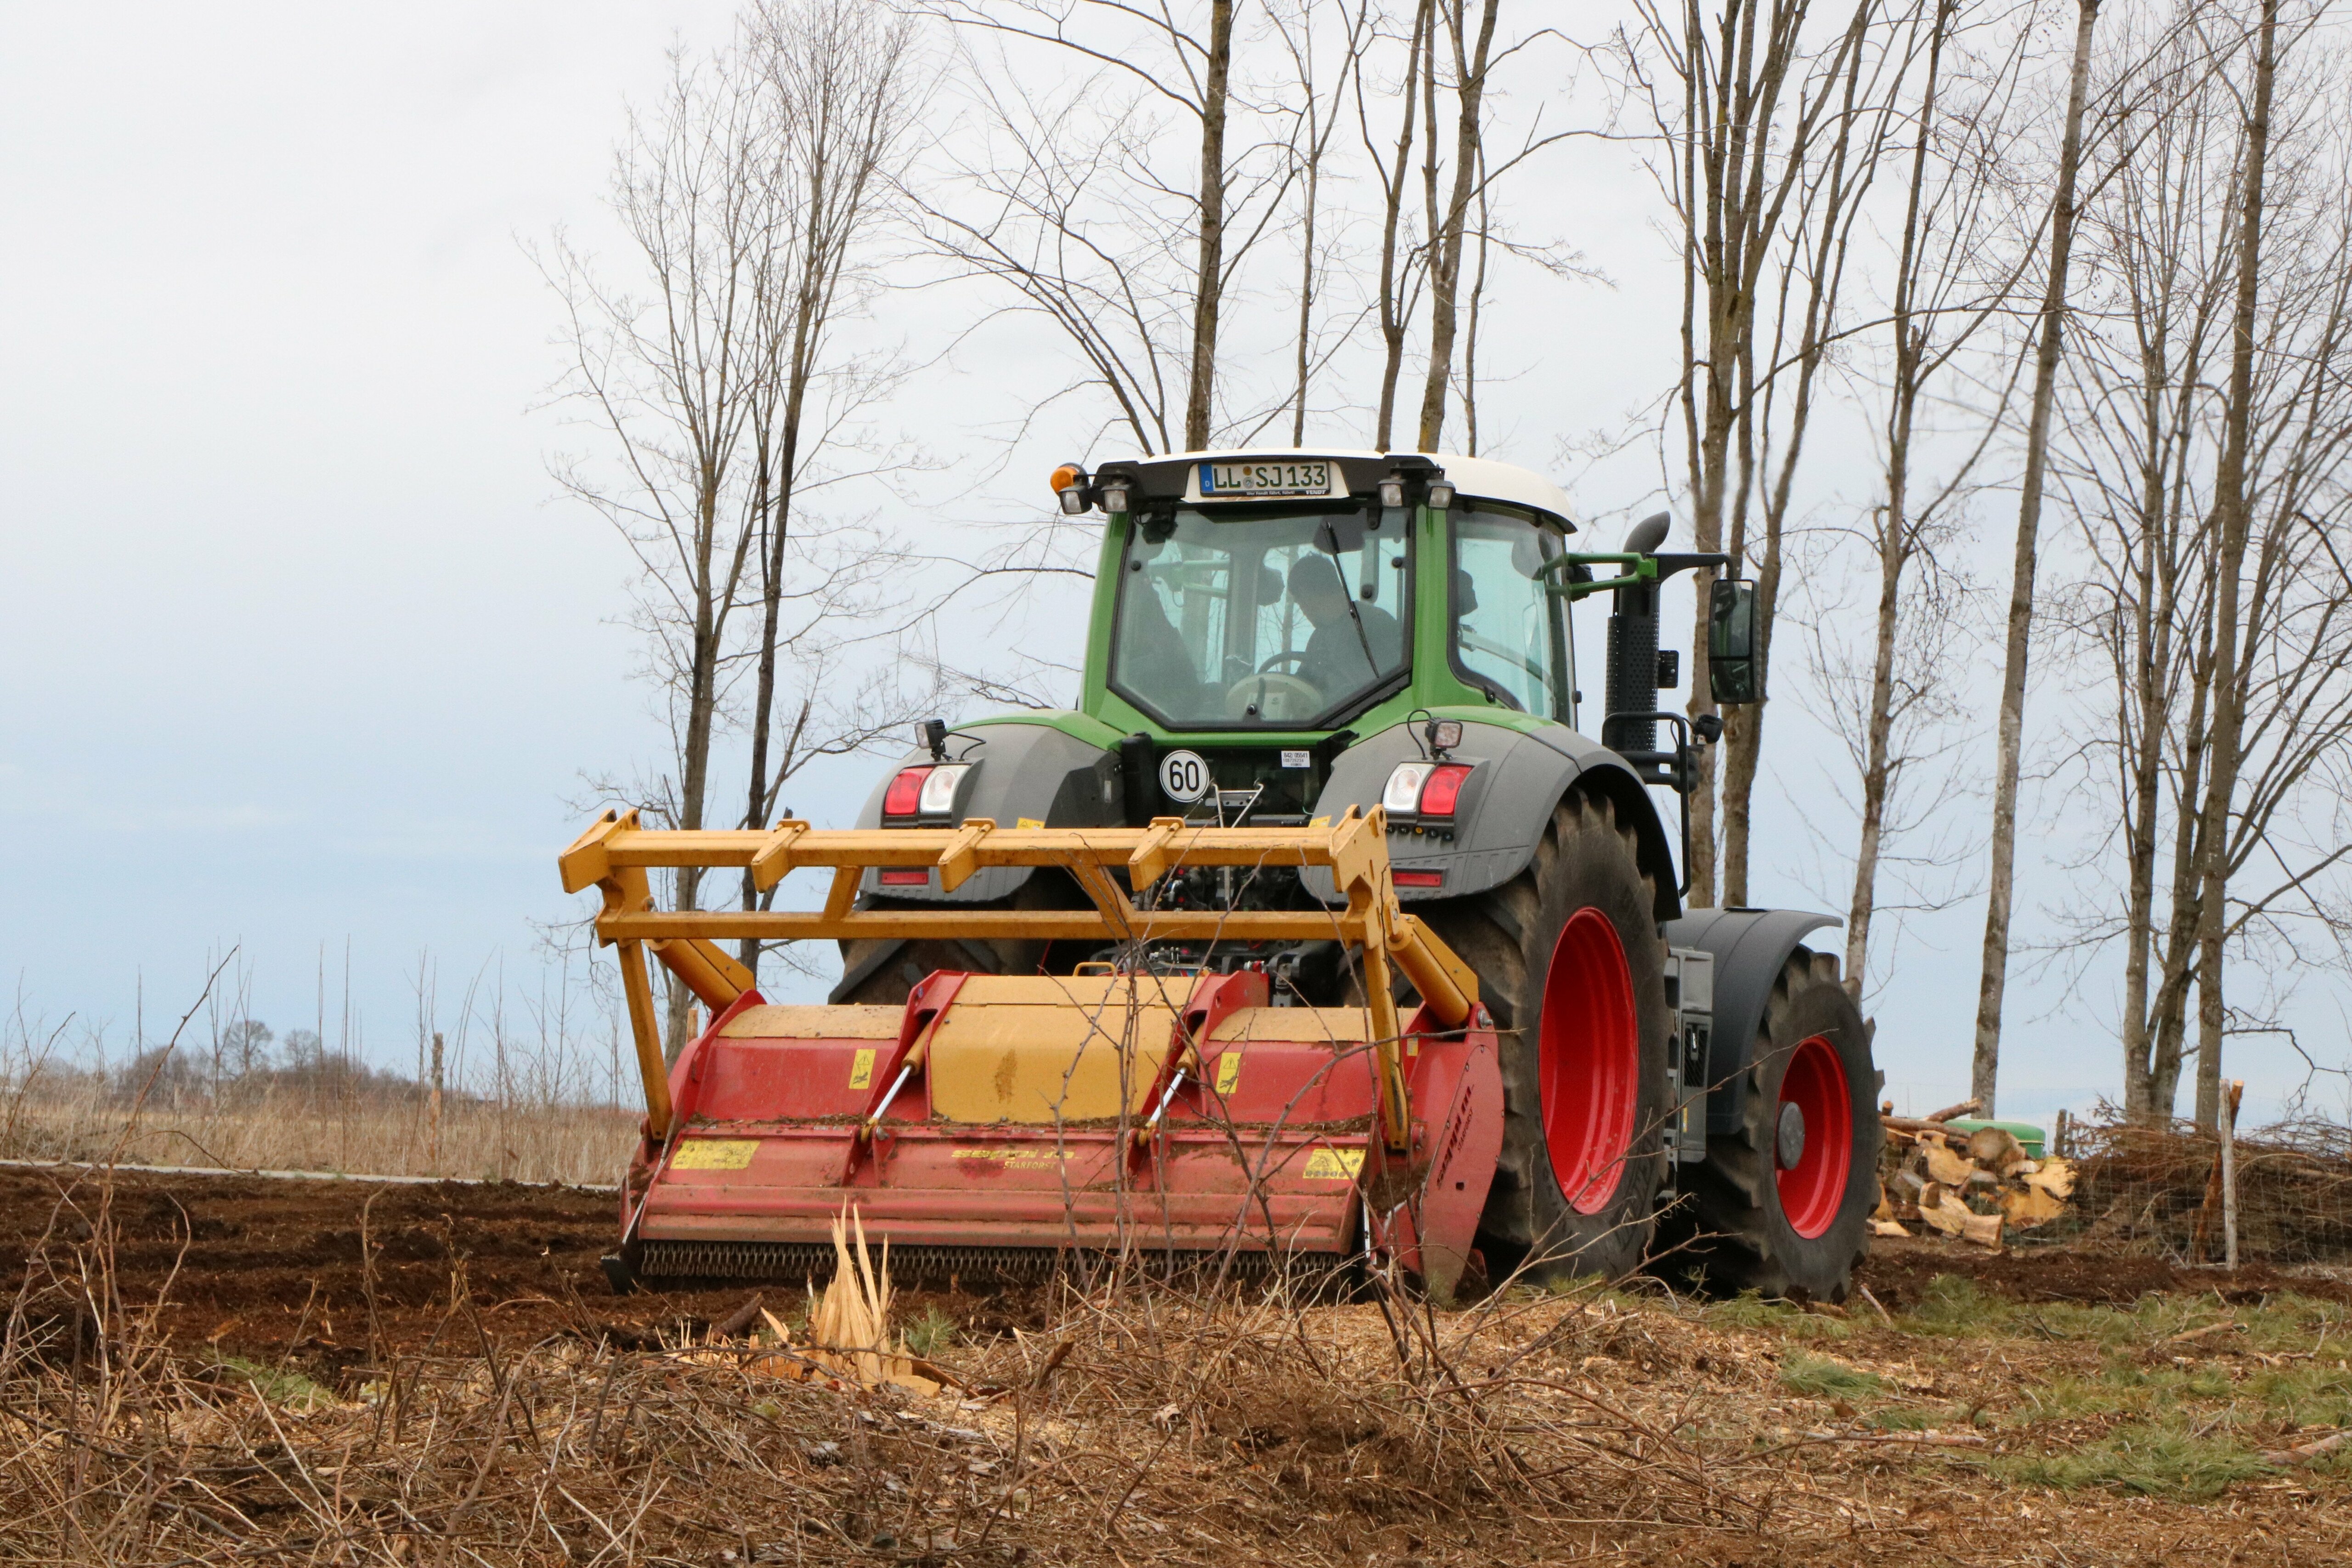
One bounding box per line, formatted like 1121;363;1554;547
879;869;931;886
1419;763;1474;817
1381;762;1432;816
919;764;970;815
1395;869;1444;888
883;766;933;816
1380;760;1475;819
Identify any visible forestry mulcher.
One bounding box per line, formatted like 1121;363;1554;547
564;451;1883;1300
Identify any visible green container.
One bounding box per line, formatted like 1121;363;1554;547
1940;1118;2046;1159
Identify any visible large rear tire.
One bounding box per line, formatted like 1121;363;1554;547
1420;790;1672;1283
1671;947;1880;1302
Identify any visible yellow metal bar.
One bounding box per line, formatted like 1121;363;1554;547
599;910;1368;943
748;819;810;891
649;935;753;1010
1359;940;1411;1153
1390;914;1479;1028
563;804;1477;1155
616;940;674;1139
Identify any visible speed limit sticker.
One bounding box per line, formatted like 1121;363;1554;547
1157;749;1211;804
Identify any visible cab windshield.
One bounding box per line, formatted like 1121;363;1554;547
1110;504;1411;728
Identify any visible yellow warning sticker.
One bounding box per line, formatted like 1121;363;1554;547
1304;1147;1365;1180
1215;1052;1242;1096
670;1138;759;1171
848;1047;877;1090
1310;815;1331;827
1017;817;1046;830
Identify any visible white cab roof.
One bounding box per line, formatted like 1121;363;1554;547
1163;448;1577;531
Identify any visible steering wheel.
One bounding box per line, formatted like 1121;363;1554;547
1224;671;1323;721
1256;650;1312;675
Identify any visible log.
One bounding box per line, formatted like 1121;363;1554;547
2261;1429;2350;1466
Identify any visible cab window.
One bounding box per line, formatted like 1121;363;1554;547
1450;509;1570;719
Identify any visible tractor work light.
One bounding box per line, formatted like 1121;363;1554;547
1052;461;1089;514
1377;476;1407;509
1425;718;1464;757
1099;481;1131;514
1382;760;1475;821
1426;479;1456;510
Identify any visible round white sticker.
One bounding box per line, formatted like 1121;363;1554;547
1157;749;1211;804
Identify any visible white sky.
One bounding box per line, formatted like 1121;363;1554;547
3;3;2335;1127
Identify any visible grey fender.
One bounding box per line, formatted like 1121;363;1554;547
1663;907;1839;1136
1299;718;1682;925
848;719;1121;903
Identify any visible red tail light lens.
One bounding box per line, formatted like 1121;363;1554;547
883;766;933;817
879;868;931;886
1418;763;1474;817
1395;869;1445;888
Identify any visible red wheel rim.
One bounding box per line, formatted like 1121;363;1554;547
1538;908;1640;1215
1776;1034;1852;1239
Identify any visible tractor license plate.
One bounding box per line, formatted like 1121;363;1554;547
1199;459;1332;498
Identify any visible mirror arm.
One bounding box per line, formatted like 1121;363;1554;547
1543;550;1730;601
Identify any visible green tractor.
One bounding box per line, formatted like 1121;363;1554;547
833;450;1883;1298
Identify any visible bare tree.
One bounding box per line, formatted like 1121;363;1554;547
1359;0;1434;447
1968;0;2101;1116
543;45;783;1001
549;27;925;1047
1839;0;2033;996
735;0;923;979
918;0;1299;452
2051;2;2352;1122
2188;0;2279;1130
1612;0;1891;906
1264;0;1375;445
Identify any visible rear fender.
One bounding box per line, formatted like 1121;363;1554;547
1301;718;1681;923
848;719;1122;904
1660;908;1838;1136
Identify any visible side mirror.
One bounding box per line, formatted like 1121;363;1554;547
1708;579;1763;704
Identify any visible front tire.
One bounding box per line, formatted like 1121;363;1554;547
1672;947;1880;1301
1421;790;1672;1283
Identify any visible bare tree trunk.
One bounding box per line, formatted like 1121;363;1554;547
1414;0;1499;451
2191;0;2279;1132
1368;0;1431;449
1185;0;1238;452
1971;0;2100;1119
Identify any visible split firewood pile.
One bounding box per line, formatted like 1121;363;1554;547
1873;1098;2075;1251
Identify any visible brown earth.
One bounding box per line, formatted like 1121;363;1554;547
6;1162;2352;1565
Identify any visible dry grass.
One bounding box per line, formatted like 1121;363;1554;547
0;1087;637;1187
0;1196;1765;1567
7;1157;2352;1567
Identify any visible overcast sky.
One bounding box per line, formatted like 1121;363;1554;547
3;3;2335;1129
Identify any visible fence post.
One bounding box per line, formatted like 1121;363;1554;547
429;1031;444;1173
2221;1079;2244;1272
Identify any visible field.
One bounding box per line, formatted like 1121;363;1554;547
6;1160;2352;1566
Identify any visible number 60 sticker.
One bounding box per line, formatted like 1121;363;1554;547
1157;749;1210;804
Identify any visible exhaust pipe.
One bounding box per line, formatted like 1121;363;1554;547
1602;512;1671;757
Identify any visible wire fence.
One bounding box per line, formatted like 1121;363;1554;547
2046;1106;2352;1266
